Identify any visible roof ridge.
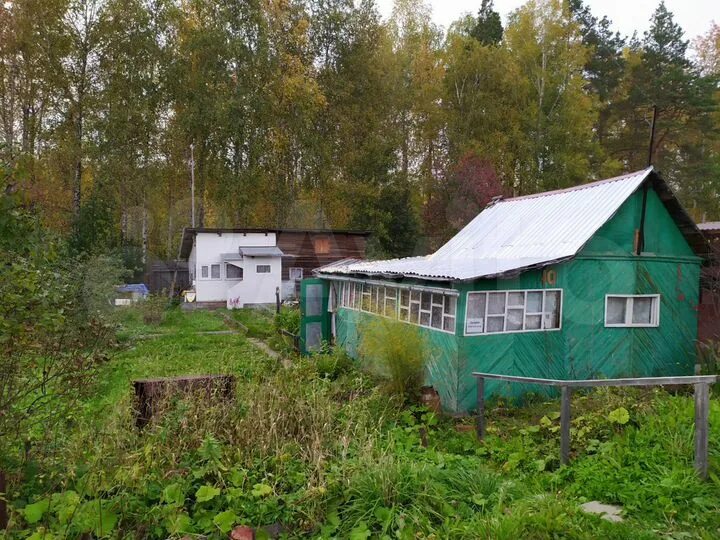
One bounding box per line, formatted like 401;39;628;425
495;167;653;204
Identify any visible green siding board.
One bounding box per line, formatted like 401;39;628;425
326;186;701;413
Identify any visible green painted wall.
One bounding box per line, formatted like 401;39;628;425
329;188;702;413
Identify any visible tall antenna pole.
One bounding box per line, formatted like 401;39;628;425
647;105;658;167
190;142;196;227
637;105;658;256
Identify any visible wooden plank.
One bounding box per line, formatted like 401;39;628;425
560;386;571;465
472;372;717;388
694;382;710;480
476;377;485;439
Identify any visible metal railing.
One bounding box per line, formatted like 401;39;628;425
472;373;717;479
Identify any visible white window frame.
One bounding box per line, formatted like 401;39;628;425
604;294;660;328
464;289;563;336
289;267;304;281
256;264;271;274
210;264;221;280
338;278;457;335
201;265;209;279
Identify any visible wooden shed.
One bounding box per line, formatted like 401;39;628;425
698;222;720;343
304;167;710;412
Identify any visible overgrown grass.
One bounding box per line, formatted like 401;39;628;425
113;304;229;340
5;308;720;539
229;307;275;339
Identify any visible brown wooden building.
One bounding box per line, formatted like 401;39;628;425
699;222;720;343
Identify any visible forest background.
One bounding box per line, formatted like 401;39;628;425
2;0;719;270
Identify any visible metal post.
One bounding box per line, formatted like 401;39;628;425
476;377;485;439
560;385;572;465
190;143;196;227
694;382;710;480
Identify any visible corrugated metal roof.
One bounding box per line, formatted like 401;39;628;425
699;222;720;231
318;168;656;281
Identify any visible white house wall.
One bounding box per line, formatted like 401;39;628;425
192;232;281;306
226;256;282;308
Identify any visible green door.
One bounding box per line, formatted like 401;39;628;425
300;278;330;354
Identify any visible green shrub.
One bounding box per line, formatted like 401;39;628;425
310;348;354;380
141;294;170;325
359;318;428;402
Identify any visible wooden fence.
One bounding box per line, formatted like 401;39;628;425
472;373;717;479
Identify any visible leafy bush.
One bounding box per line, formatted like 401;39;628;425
142;294;170;325
359;318;428;402
311;347;354;380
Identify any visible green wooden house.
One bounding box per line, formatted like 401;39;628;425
301;168;709;412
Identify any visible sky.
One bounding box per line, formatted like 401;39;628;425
375;0;720;41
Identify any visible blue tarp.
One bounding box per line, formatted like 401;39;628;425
116;283;150;295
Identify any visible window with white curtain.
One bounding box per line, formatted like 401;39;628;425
465;289;562;335
605;295;660;327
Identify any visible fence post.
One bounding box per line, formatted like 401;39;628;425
476;377;485;439
560;385;572;465
694;381;710;480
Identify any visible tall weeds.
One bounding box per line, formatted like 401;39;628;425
359;318;429;402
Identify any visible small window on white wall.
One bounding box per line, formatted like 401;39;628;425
201;266;209;278
226;264;243;280
211;264;220;279
257;264;271;274
289;267;303;280
605;295;660;327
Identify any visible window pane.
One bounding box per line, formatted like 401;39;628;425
508;292;524;307
227;264;243;279
526;292;542;313
431;305;443;328
487;292;506;315
410;302;420;324
305;284;323;316
543;291;561;329
486;316;504;333
466;293;486;335
305;322;322;352
256;265;271;273
362;287;371;311
355;284;362;309
507;309;524;331
211;264;220;279
467;293;486;319
525;314;542;330
421;292;431;311
385;296;397;318
606;297;626;325
400;289;410;308
411;290;421;303
443;316;456;333
444;295;457;317
632;297;654;325
399;307;409;321
432;293;443;306
201;266;209;278
420;311;431;327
